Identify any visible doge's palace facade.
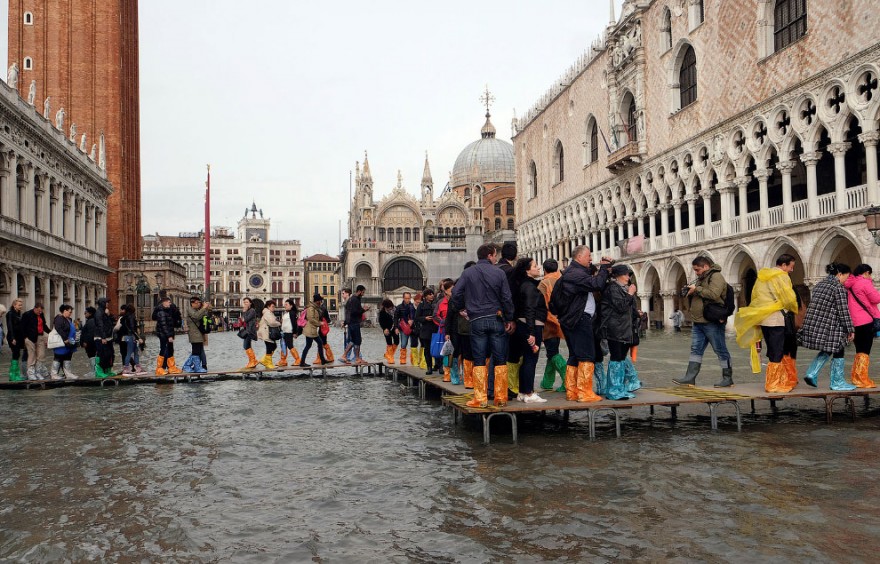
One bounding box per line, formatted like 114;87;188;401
514;0;880;327
0;78;111;314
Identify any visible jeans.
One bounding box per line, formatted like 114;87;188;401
383;331;400;346
399;331;411;349
515;322;542;395
470;316;507;366
124;335;139;366
561;313;595;366
690;322;731;368
348;323;362;346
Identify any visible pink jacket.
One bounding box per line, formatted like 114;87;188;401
845;275;880;327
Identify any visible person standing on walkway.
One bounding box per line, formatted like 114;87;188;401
410;292;426;368
153;296;182;375
598;265;640;400
392;292;416;365
845;263;879;388
240;297;259;371
339;288;355;363
553;246;610;402
734;254;799;392
450;244;515;408
511;257;548;403
415;289;438;375
50;304;78;380
5;299;26;381
278;298;301;367
538;258;566;392
257;300;281;369
799;263;857;390
120;304;146;375
21;302;49;380
299;294;328;367
341;285;369;365
183;296;212;373
669;308;684;332
379;299;399;365
94;297;118;378
673;256;734;388
80;307;97;378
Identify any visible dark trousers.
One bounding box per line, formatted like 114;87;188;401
783;332;798;359
515;322;542;395
544;337;560;359
607;340;630;362
265;341;277;355
761;326;786;363
384;331;400;346
97;340;114;370
562;313;595;366
854;323;875;355
419;336;435;371
301;336;326;363
459;336;473;361
191;342;204;358
9;342;25;361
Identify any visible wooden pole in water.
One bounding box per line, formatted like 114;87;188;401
205;164;211;302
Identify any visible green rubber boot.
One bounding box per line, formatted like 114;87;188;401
551;354;568;392
9;359;25;382
540;358;557;390
94;363;108;379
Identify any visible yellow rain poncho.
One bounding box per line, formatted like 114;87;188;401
734;268;798;373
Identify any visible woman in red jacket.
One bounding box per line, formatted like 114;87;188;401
845;263;880;387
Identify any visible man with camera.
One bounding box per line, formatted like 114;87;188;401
553;245;613;402
673;256;733;387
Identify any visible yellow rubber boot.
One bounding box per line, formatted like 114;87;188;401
263;353;276;370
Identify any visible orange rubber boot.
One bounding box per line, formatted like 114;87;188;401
493;365;508;407
290;347;301;365
277;351;289;367
564;364;578;401
764;361;792;393
243;348;259;370
781;355;798;389
463;359;474;389
466;365;488;408
576;362;602;402
155;356;168;376
851;353;876;388
323;344;335;363
399;347;407;365
384;345;394;364
166;356;183;375
443;364;451;382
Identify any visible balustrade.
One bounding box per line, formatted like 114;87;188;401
694;225;705;241
847;184;867;210
1;216;105;264
730;217;740;234
768;206;784;226
792;200;808;221
817;193;836;215
710;221;722;238
746;211;762;231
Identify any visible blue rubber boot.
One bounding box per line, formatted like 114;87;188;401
829;357;856;391
450;357;462;385
190;356;207;374
181;356;195;373
624;358;642;392
593;361;607;395
604;361;634;400
804;353;830;388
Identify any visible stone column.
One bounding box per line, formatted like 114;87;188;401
635;212;644;237
659;203;670;246
600;228;607;253
801;152;821;218
828;142;851;212
0;152;14;219
686;194;697;231
701;189;713;227
617;220;625;242
36;174;50;232
777;161;796;222
8;267;19;301
638;293;650;326
718;183;734;235
672;200;682;246
16;165;28;224
735;177;750;228
75;197;84;245
26;272;36;308
662;291;676;329
648;209;657;244
858;130;879;204
755;168;770;227
627;217;635;239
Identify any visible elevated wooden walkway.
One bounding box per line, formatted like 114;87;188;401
392;365;880;444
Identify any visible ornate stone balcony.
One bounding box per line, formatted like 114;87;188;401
1;216;107;267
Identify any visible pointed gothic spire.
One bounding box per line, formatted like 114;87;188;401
609;0;616;23
422;151;433;185
362;150;372;182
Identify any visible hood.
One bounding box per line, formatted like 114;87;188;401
757;267;788;282
96;296;109;308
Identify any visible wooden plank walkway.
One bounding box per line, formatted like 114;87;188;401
392;365;880;444
0;362;388;390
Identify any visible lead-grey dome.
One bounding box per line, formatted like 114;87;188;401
451;113;515;188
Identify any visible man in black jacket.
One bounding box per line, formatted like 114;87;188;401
5;298;27;381
153;295;182;375
341;285;370;365
93;297;117;378
21;302;48;380
555;245;612;402
451;243;515;408
392;292;416;365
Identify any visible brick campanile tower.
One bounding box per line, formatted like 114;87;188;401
8;1;141;302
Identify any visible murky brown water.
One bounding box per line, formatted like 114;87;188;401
1;329;879;561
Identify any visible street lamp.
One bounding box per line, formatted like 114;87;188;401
864;205;880;246
134;274;150;335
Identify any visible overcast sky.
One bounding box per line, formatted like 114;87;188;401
3;1;624;256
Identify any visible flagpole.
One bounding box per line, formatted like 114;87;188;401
205;164;211;302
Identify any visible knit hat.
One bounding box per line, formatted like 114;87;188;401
313;294;324;302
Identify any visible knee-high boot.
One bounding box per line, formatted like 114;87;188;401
564;364;578;401
390;344;398;365
289;347;301;365
399;347;407;365
450;357;462;385
463;359;474;389
410;348;418;366
155;356;168;376
506;360;520;395
540;357;557;390
850;353;876;388
781;354;798;389
623;358;642;392
243;348;259;371
764;361;792;393
467;364;488;408
804;352;830;387
604;361;634;400
829;357;857;391
8;359;24;382
576;362;602;402
323;344;335;363
552;354;568;392
493;365;508;407
418;348;427;369
384;345;394;364
593;361;607;395
277;350;289;367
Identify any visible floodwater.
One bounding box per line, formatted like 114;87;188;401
1;328;879;562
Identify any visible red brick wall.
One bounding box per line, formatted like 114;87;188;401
9;0;142;301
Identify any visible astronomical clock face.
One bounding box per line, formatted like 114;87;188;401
249;274;264;289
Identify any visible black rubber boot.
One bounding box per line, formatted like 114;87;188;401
673;361;701;386
714;367;734;388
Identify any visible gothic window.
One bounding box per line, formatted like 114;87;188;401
494;202;501;215
590;119;599;163
413;228;420;241
774;0;807;52
679;46;697;108
554;141;565;183
661;8;672;51
494;218;502;230
506;199;514;215
378;228;385;242
690;0;705;29
404;228;411;242
626;96;638;143
528;161;538;199
396;227;403;242
464;187;471;199
507;218;514;230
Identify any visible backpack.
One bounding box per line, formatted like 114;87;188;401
702;273;736;323
199;315;215;334
296;309;308;328
548;282;567;317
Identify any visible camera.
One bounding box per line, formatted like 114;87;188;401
680;286;691;298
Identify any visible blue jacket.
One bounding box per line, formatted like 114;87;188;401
450;258;514;322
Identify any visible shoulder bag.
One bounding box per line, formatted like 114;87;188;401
848;287;880;334
47;328;65;349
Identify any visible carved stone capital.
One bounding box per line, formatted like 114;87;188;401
827;142;852;156
800;152;821;166
858;130;880;147
776;160;797;174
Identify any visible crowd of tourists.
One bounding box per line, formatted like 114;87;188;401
3;244;879;397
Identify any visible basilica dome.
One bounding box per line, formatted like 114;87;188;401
451;113;515;188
